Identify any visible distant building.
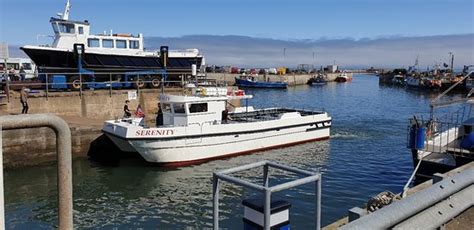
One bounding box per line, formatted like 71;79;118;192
327;65;338;73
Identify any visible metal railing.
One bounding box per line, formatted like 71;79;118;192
407;106;474;156
340;167;474;229
0;114;73;229
212;160;322;230
1;71;227;101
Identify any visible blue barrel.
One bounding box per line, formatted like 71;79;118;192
409;126;425;150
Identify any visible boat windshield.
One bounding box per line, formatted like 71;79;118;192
57;22;75;34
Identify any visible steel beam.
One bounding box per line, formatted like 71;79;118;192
394;185;474;229
341;168;474;230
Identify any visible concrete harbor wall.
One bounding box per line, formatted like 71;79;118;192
206;72;352;85
2;125;102;168
1;89;166;122
0;87;243;168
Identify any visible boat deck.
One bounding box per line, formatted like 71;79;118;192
229;108;325;123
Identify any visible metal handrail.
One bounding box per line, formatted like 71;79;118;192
213;161;322;230
0;114;73;229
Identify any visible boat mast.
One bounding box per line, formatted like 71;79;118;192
61;0;71;20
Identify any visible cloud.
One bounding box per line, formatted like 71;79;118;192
8;34;473;69
146;34;474;69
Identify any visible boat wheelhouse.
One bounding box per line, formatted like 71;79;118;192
20;0;204;73
102;87;331;166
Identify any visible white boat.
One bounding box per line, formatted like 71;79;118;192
102;87;332;166
335;72;351;82
408;71;474;177
405;75;421;88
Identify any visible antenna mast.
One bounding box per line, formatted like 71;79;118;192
62;0;71;20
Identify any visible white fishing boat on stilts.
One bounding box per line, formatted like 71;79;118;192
102;87;332;166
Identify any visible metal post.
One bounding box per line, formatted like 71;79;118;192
264;188;271;230
5;74;9;103
316;176;322;230
45;73;49;100
0;114;73;229
0;125;4;229
136;74;140;98
79;73;82;99
263;164;269;187
109;73;112;97
212;173;219;230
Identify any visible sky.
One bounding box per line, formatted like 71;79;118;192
1;0;473;67
1;0;473;44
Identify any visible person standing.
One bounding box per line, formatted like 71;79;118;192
123;100;131;118
156;103;163;126
19;67;26;81
20;87;29;114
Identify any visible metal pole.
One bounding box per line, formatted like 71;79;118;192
137;74;140;98
79;73;82;99
0;114;73;229
264;188;271;230
109;73;112;97
316;177;322;230
0;125;4;229
212;173;219;230
45;73;49;100
263;164;269;187
3;58;9;103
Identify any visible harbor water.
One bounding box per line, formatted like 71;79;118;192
4;74;464;228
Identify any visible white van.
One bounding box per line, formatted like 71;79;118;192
0;58;37;79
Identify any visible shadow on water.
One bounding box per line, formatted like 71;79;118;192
4;75;464;228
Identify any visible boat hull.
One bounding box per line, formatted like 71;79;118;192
21;47;203;72
120;125;328;166
235;78;288;88
103;114;331;166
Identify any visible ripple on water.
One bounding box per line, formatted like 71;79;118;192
4;75;463;228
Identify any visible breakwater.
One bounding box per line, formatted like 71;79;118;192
206;72;353;85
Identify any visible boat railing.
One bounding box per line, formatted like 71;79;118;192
230;107;325;123
407;112;473;156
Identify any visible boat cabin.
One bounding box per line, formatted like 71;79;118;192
49;17;144;53
159;94;228;127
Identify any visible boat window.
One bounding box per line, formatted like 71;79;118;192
189;103;208;113
78;26;84;35
116;40;127;49
6;63;19;70
52;23;59;34
58;23;75;33
162;103;172;113
87;38;100;47
129;40;140;49
173;103;186;114
21;63;32;70
102;39;114;48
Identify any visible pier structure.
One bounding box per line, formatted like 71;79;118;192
324;162;474;229
206;72;353;86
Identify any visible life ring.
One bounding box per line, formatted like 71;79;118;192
136;79;145;88
151;78;160;88
72;79;81;89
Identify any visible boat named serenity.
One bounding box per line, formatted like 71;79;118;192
102;87;332;166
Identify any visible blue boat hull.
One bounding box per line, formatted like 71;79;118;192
235;78;287;88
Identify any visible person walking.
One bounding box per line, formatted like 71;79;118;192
20;87;29;114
